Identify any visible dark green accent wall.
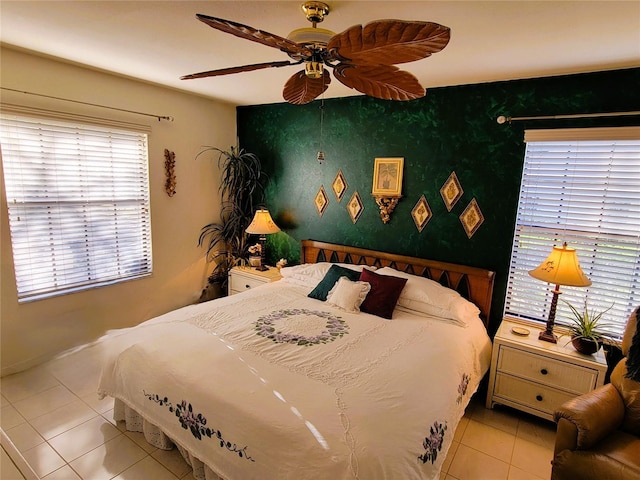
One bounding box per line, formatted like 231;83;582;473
237;68;640;334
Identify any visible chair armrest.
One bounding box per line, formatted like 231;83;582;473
554;417;578;456
554;383;625;451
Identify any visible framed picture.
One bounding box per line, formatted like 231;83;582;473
314;186;329;217
332;170;348;202
347;191;364;224
459;198;484;238
411;195;433;233
372;157;404;196
440;171;463;212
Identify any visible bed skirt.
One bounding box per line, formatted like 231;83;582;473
114;399;224;480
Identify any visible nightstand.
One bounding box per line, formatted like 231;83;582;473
486;318;608;421
228;266;282;295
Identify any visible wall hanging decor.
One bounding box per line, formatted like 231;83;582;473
164;149;176;197
315;185;329;216
372;157;404;196
371;157;403;223
347;191;364;224
332;169;348;202
374;197;400;224
459;198;484;238
411;195;433;232
440;171;463;212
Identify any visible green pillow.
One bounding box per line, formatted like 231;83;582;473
308;264;362;301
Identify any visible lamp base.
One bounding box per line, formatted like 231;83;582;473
538;330;557;343
254;265;268;272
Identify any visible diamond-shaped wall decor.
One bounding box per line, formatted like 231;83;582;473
460;198;484;238
315;186;328;217
440;171;463;212
347;191;364;224
411;195;432;233
332;170;348;202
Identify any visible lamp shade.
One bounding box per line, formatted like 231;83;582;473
246;209;281;235
529;243;591;287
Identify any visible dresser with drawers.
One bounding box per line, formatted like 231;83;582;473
486;319;608;421
228;266;282;295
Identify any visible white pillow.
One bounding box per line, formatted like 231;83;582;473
375;267;480;323
326;277;372;313
280;263;331;287
280;262;375;288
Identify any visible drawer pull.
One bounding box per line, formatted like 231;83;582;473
536;394;543;402
540;368;548;375
245;284;251;289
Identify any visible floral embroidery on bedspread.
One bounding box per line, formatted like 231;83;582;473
418;421;448;464
143;391;255;462
457;373;470;404
255;309;348;346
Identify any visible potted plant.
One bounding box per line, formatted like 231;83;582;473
563;300;614;354
197;146;267;301
247;243;262;268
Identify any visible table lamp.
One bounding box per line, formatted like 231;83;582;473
529;242;591;343
246;209;280;271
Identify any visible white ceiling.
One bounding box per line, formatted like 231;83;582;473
1;1;639;106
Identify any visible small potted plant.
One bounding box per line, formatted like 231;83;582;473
563;300;613;355
248;243;262;268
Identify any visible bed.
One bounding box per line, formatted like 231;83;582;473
98;240;496;480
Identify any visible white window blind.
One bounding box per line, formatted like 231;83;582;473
1;113;152;302
504;127;640;339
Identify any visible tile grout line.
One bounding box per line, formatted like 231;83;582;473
42;381;179;480
1;427;40;480
44;390;123;479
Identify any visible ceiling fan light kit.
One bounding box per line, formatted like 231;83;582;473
287;27;335;46
182;1;451;105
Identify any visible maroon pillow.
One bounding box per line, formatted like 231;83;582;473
359;269;408;319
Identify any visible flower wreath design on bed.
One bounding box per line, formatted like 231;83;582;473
255;309;348;346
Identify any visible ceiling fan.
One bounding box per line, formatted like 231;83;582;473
181;1;451;105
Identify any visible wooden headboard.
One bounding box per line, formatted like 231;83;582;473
301;240;496;327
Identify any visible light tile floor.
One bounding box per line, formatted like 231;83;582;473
1;342;556;480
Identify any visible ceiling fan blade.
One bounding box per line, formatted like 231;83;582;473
181;60;298;80
196;14;312;58
327;20;450;65
283;70;331;105
333;64;425;101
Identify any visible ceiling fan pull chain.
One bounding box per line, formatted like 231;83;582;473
317;79;326;164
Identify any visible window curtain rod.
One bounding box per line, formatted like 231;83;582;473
496;110;640;124
0;87;174;122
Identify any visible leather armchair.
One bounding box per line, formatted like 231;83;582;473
551;307;640;480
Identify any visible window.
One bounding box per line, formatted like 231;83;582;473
504;127;640;339
1;112;152;302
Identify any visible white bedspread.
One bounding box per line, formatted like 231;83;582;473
98;281;492;480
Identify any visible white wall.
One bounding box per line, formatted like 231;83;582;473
0;47;237;375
